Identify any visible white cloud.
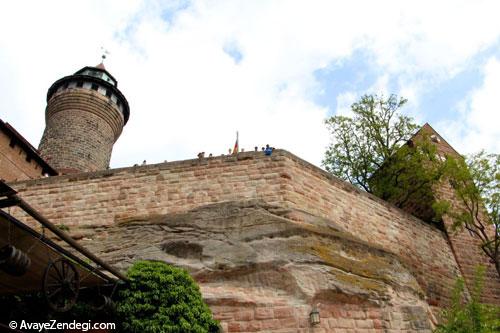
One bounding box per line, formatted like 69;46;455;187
0;0;141;152
440;57;500;154
335;92;357;117
1;1;500;169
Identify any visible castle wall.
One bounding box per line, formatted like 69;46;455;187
9;150;466;309
436;180;500;305
279;154;465;306
210;303;432;332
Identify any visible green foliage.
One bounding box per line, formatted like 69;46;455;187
435;267;500;333
323;94;448;220
446;152;500;277
323;93;499;270
369;134;449;221
56;223;70;231
0;261;219;332
323;94;418;193
116;260;219;333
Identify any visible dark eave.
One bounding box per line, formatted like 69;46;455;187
46;74;130;125
0;119;58;176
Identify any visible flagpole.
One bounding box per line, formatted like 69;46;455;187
232;131;239;155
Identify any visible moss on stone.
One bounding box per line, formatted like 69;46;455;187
329;269;387;293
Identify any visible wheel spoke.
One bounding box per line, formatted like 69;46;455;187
44;259;80;313
66;268;74;281
49;272;62;282
62;261;67;278
53;262;64;281
48;287;62;299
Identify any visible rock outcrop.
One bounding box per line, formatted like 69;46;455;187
78;200;436;332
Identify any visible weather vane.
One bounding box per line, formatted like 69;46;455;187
100;46;110;63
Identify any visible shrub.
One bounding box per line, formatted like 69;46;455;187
116;260;219;333
434;267;499;333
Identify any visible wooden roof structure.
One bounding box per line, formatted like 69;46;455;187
0;181;125;297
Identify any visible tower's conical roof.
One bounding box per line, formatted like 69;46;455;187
95;62;106;70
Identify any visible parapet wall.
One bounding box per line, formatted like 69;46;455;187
10;150;464;307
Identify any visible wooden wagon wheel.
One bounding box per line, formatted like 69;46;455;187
43;258;80;312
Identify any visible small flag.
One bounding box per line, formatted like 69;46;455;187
232;131;239;154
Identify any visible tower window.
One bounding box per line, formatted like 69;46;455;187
91;83;98;91
63;82;69;89
430;134;441;143
76;81;83;88
105;89;112;97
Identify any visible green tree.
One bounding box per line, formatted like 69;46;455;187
323;94;417;192
323;94;447;220
116;260;219;333
369;135;449;220
446;152;500;278
323;93;499;270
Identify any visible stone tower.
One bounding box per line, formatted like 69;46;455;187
38;63;129;174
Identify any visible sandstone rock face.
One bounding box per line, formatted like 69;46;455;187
81;200;436;332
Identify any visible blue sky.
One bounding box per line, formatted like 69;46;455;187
314;45;494;123
0;1;499;169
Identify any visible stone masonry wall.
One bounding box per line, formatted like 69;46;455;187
434;176;500;305
413;124;500;304
277;154;465;307
9;150;467;310
38;88;124;174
